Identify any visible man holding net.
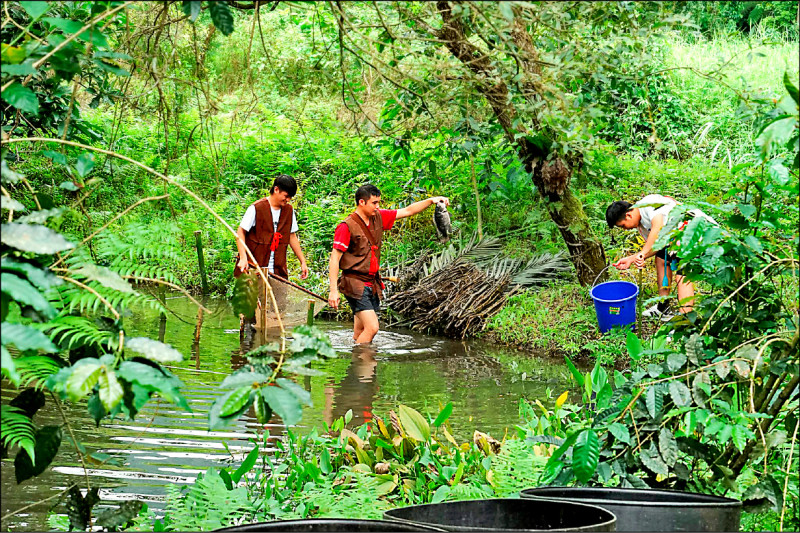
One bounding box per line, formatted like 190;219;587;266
328;183;449;344
235;174;309;328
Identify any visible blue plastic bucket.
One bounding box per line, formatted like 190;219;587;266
590;281;639;333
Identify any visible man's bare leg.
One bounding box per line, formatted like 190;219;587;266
353;313;364;342
354;310;379;344
676;274;695;314
654;256;672;298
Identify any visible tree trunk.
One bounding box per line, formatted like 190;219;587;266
436;1;607;285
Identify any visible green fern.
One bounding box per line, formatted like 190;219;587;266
1;405;36;463
13;356;63;390
489;439;548;497
41;316;117;351
163;469;255;531
52;281;165;317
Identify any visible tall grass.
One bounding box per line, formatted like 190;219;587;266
664;32;799;162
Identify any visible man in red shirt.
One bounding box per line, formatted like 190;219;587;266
328;183;449;344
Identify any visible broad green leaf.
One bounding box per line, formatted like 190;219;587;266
626;331;642;361
1;346;20;384
182;0;202;22
20;1;50;20
65;359;102;400
432;485;451;503
433;402;453;426
498;1;514;21
1;258;62;289
98;369;123;411
692;372;711;408
15;208;64;224
261;386;303;426
58;181;78;191
645;385;662;419
658;428;678;467
731;425;752;453
668;381;692;407
1;44;27;64
1;322;58;353
209;2;234;35
277;378;312;406
125;337;183;363
88;393;105;427
220;371;270;389
1;196;26;211
42;17;108;47
75;153;94;178
609;422;631;445
0;273;55;318
73;264;135;294
1;223;74;254
95;501;144;531
252;392;272;424
231;272;258;319
0;62;37;77
14;425;62;483
591;363;608;394
573;429;600;483
640;443;669;477
2;82;38;114
685;334;702;364
117;361;189;411
398;404;430;442
1;159;25;184
666;352;687;372
219;386;253;417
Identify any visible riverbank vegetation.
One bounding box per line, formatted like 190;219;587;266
2;1;798;531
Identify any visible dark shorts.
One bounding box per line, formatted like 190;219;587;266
655;248;678;262
345;285;381;314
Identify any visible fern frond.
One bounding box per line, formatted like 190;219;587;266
41;316;116;351
163;470;254;531
52;282;164;317
1;405;36;463
12;355;62;390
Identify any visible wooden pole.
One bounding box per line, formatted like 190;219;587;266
194;230;209;295
636;267;643;333
307;299;315;326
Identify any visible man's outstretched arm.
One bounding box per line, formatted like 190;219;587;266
328;248;344;309
395;196;449;220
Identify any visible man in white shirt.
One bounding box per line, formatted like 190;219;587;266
605;194;714;317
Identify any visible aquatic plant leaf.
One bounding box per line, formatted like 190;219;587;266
232;446;259;484
398;404;430;442
433;402;453;426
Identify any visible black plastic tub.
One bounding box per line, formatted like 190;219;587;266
383;498;617;531
214;518;446;532
520;487;741;532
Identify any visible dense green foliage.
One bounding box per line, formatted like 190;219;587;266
1;1;798;531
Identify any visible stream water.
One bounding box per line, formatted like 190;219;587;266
1;294;575;531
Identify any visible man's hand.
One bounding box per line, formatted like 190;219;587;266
300;262;309;279
237;256;249;273
431;196;450;207
328;289;340;309
613;255;635;270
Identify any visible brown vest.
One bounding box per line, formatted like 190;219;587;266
338;211;384;300
234;198;292;278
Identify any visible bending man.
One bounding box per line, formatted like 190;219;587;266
328;183;449;344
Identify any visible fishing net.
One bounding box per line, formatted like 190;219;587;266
232;268;326;330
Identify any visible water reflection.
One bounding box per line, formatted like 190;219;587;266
324;344;379;428
1;294;577;532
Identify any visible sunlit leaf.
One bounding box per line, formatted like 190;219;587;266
0;273;55;318
1;322;58;353
73;264;135;294
573;429;600;483
65;359;102;401
20;1;50;20
261;386;302;426
219;386;253;417
98;369;123;411
0;223;74;254
125;337;183;363
276;378;312;406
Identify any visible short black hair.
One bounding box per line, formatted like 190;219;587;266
605;200;632;228
272;174;297;197
355;184;381;205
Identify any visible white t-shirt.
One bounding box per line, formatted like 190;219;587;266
634;194;677;240
634;194;718;241
239;204;298;272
